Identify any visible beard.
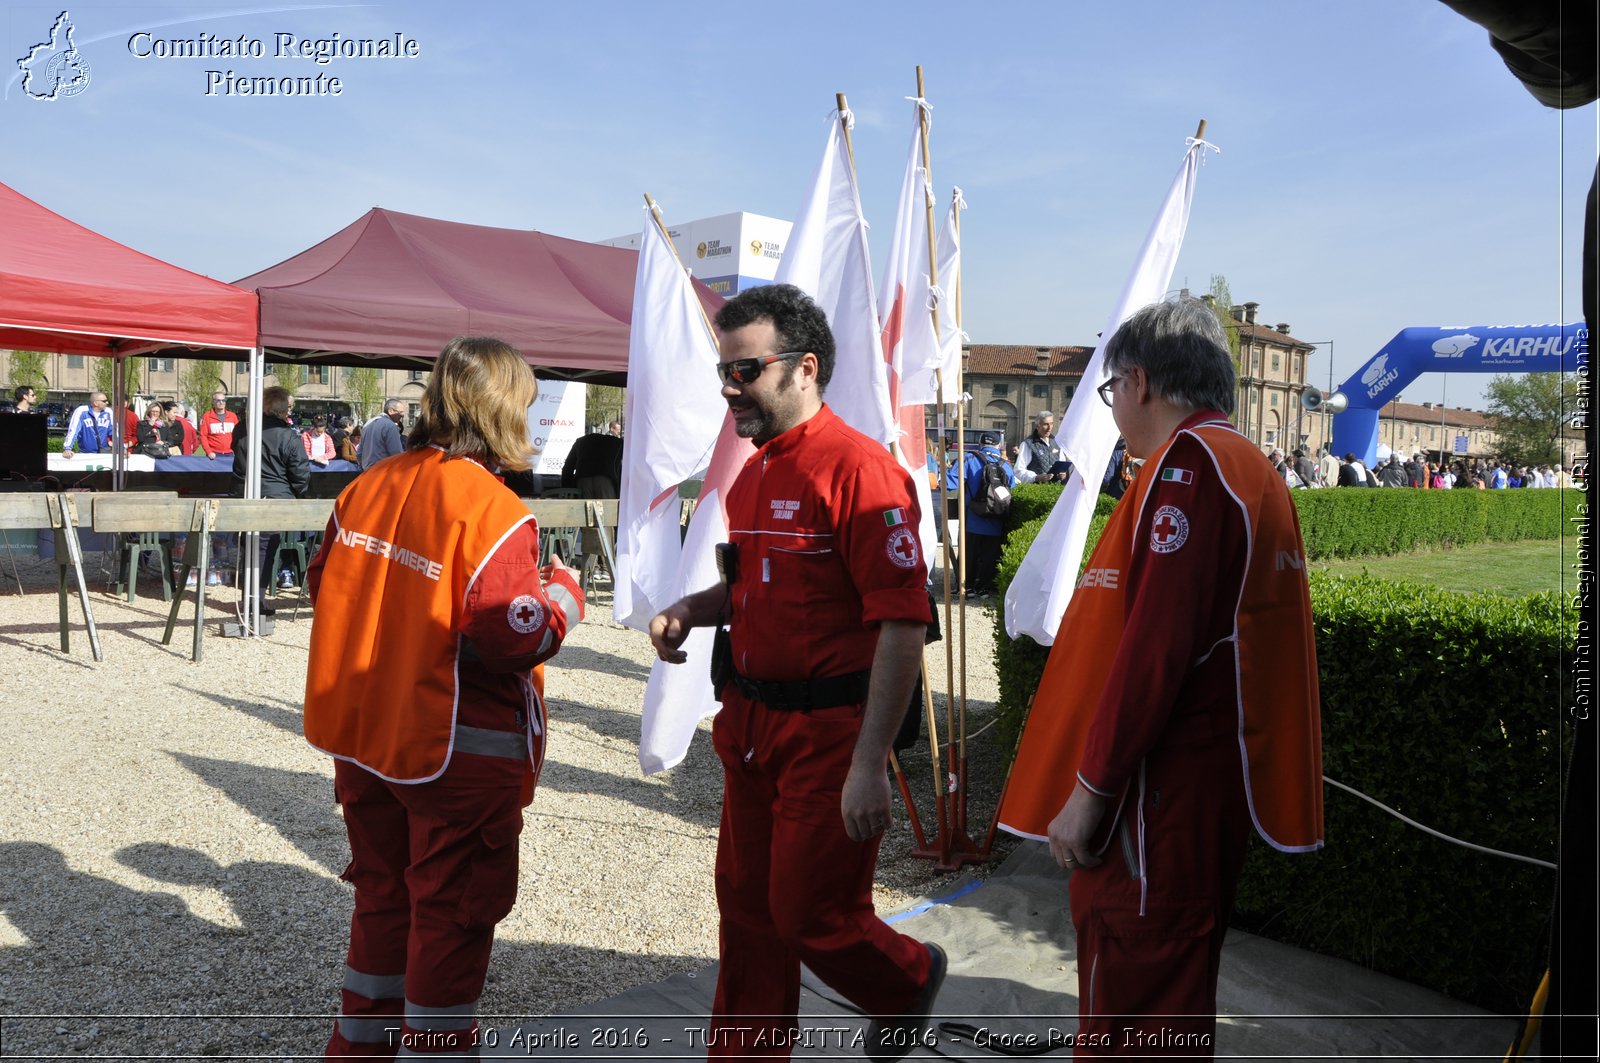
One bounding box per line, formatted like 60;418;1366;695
728;363;799;444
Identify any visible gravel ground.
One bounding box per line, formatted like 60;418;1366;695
0;549;1017;1060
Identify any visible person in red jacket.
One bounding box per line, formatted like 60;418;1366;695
198;390;238;458
303;337;584;1059
649;284;943;1062
1001;297;1321;1057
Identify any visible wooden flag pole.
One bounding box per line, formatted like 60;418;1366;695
836;92;936;853
643;193;719;347
908;66;983;870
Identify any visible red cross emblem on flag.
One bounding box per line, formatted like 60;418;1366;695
886;527;920;569
1149;505;1190;554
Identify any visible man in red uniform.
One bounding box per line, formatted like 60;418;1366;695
650;284;944;1061
999;296;1322;1057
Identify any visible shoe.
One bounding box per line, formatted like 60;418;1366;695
207;570;223;586
866;942;946;1063
277;569;297;591
184;572;198;589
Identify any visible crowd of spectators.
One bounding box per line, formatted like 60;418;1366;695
1268;443;1575;490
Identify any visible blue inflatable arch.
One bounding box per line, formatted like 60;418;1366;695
1328;322;1587;466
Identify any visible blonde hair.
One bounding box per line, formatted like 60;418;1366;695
408;336;538;471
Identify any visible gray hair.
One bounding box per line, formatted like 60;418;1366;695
1033;410;1054;424
384;399;404;415
1101;296;1236;415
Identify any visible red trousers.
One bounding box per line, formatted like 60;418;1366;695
324;759;525;1059
709;692;932;1059
1068;737;1250;1059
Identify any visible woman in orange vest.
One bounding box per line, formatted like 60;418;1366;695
303;336;584;1059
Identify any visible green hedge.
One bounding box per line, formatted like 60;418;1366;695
1010;483;1579;560
1233;575;1573;1012
1291;487;1579;559
989;487;1580;1010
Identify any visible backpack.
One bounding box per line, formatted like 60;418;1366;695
971;455;1012;516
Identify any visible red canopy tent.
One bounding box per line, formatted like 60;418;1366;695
0;180;257;355
210;207;723;383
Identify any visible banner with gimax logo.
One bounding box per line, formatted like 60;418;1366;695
527;380;586;477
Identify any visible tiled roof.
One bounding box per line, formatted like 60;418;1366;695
1376;400;1494;428
1233;321;1316;350
964;344;1093;377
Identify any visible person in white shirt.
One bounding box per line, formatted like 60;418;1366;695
303;415;336;466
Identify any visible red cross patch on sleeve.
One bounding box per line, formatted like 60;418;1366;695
1149;505;1190;554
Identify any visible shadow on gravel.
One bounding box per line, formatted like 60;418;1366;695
550;644;652;682
170;751;347;875
550;696;670;744
0;839;709;1058
537;755;722;831
175;683;307;737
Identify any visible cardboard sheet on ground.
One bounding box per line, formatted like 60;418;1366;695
487;843;1511;1060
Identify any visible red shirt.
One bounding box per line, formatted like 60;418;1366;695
725;404;932;682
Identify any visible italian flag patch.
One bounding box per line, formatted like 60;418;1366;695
1161;467;1194;484
882;507;908;527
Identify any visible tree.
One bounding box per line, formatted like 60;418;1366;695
1208;274;1241;363
586;384;625;432
342;366;385;422
267;360;299;397
91;356;143;398
179;359;225;412
7;350;49;402
1485;372;1578;467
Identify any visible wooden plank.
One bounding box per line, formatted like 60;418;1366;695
0;495;57;531
90;496;194;533
525;498;619;528
210;498;335;533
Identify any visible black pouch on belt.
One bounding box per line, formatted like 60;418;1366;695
710;542;738;700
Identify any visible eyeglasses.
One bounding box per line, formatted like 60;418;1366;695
717;351;804;386
1097;376;1122;407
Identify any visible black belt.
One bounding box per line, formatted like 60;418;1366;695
730;669;871;712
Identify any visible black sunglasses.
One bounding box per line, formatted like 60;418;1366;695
716;351;805;386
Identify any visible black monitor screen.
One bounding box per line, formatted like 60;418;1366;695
0;415;48;479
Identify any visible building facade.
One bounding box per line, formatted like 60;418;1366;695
0;349;429;423
1219;300;1321;452
954;344;1093;447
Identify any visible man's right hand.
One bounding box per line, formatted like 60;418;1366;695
648;603;693;663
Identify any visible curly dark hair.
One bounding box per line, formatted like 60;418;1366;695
712;283;837;393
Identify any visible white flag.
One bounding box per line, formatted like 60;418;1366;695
1004;136;1217;644
879;97;943;409
932;187;967;388
614;205;725;631
773;108;895;445
639;417;754;774
875;98;945;570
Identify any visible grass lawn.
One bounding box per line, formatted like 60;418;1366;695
1311;536;1581;598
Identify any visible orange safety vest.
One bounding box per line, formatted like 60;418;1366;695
304;447;544;783
999;421;1324;852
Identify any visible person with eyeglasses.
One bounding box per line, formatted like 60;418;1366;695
648;283;944;1062
59;391;114;458
198;391;239;458
1000;295;1322;1055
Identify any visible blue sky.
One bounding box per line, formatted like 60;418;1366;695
3;0;1592;411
